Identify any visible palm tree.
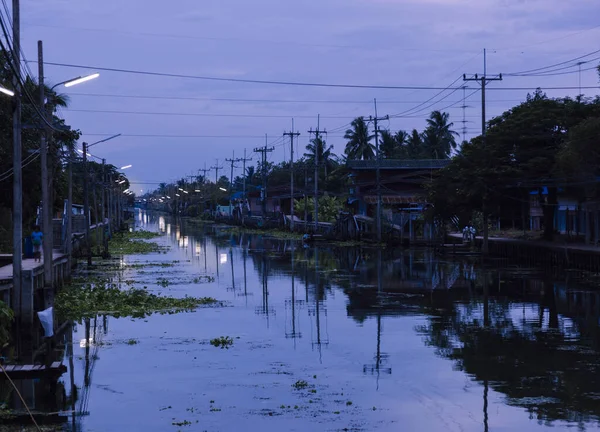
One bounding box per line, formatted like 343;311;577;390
406;129;424;159
305;136;337;178
245;165;255;184
379;130;397;159
422;111;458;159
379;129;409;158
344;117;375;160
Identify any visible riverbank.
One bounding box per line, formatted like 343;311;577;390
186;216;391;248
449;233;600;271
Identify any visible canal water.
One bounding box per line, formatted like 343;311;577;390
9;209;600;431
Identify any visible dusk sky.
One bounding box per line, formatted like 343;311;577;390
20;0;600;193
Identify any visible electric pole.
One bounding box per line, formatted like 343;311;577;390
38;40;53;288
283;119;300;231
11;0;22;313
368;102;389;243
82;142;92;265
464;48;502;255
211;159;223;213
308;115;326;231
102;159;107;257
254;135;274;219
198;163;211;213
240;148;252;200
225;151;242;216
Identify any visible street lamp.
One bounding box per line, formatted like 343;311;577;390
63;73;100;88
42;69;101;277
219;187;227;192
120;165;132;170
0;86;14;97
81;134;121;265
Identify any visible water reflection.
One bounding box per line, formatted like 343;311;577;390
127;212;600;429
7;209;600;431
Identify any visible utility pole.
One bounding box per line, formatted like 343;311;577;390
254;135;274;219
12;0;22;311
66;147;73;270
198;163;211;213
369;100;389;243
283;119;300;231
101;159;107;257
225;151;242;217
239;149;252;201
82;142;92;265
308;115;327;231
38;40;53;288
464;48;502;256
211;159;223;213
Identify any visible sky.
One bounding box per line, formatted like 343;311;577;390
14;0;600;193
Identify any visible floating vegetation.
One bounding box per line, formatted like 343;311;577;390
55;278;218;321
126;338;139;345
172;420;193;426
157;278;170;287
210;336;234;349
292;380;309;390
128;230;162;239
193;275;215;284
108;231;168;255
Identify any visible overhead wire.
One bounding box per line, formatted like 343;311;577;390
41;61;600;91
0;13;64;133
503;48;600;75
64;91;525;105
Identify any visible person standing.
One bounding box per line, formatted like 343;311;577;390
31;225;43;263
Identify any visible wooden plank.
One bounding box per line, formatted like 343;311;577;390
20;365;34;372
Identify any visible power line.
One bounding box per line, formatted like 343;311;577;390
42;61;600;91
63;91;527;105
503;48;600;75
509;64;599;78
24;22;480;53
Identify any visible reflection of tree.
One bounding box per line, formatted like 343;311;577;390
417;284;600;425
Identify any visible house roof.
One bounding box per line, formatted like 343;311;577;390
347;159;451;170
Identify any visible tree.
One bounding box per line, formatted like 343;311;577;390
421;111;458;159
406;129;424;159
305;136;337;178
344;117;374;160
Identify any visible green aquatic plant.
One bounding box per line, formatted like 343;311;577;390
157;278;170;287
108;231;167;255
55;279;218;321
292;380;309;390
210;336;234;349
128;230;162;239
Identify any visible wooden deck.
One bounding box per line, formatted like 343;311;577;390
0;252;68;283
0;361;67;379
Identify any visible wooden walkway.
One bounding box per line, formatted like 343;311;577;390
0;252;68;283
0;361;67;379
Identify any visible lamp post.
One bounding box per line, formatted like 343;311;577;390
82;134;121;265
38;40;100;282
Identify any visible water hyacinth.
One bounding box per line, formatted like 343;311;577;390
56;278;218;321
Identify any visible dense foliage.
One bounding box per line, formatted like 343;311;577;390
429;89;600;240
